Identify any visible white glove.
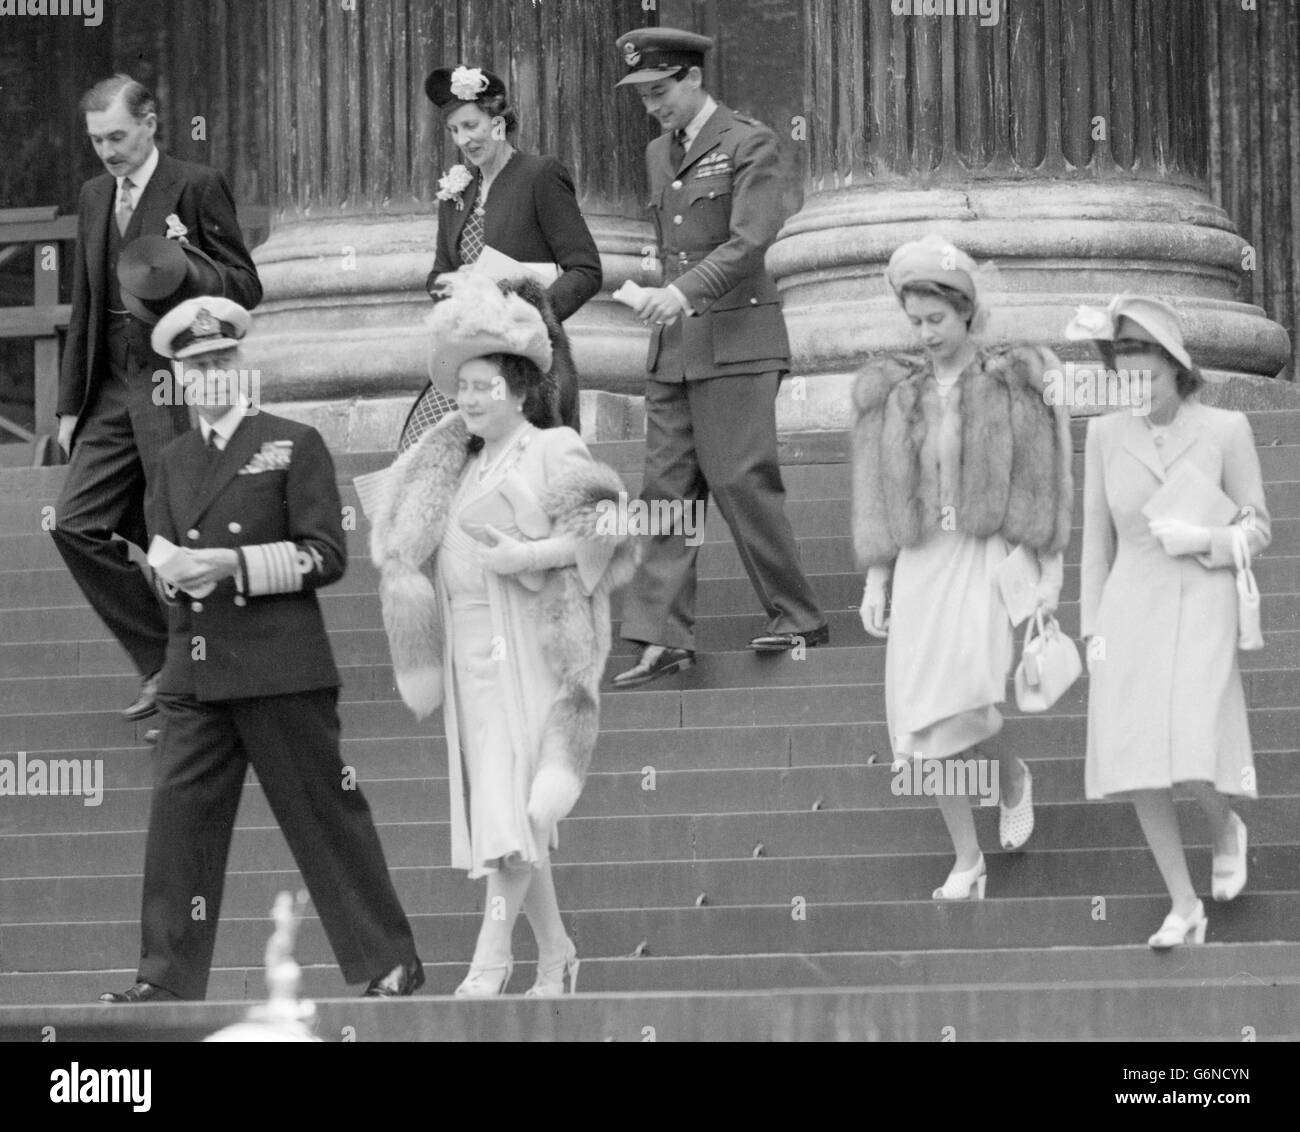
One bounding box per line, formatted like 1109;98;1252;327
1149;518;1212;558
1034;550;1064;614
859;566;891;639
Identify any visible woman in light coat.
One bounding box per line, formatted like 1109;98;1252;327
852;234;1074;900
370;273;633;995
1071;295;1269;949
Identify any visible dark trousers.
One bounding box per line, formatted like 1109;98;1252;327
137;689;418;1000
49;323;189;676
620;371;824;651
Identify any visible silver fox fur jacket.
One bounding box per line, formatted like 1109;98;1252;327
368;412;636;828
850;345;1073;569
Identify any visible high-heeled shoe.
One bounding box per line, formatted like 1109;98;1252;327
454;957;514;997
999;759;1034;851
932;854;986;900
1211;812;1248;902
1147;901;1208;950
524;938;580;998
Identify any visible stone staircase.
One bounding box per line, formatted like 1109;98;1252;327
1;411;1298;1041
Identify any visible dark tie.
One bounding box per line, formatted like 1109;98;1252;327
670;129;686;168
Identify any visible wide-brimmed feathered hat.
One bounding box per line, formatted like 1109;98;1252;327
426;272;556;398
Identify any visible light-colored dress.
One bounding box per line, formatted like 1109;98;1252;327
433;426;592;877
885;375;1015;761
1081;401;1270;798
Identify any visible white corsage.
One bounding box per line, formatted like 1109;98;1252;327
164;213;189;240
436;164;474;209
449;65;489;101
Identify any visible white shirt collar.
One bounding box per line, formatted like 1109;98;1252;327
682;96;719;151
199;397;250;449
119;143;159;197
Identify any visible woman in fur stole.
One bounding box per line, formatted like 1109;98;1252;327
367;273;634;996
851;234;1073;900
1067;296;1269;949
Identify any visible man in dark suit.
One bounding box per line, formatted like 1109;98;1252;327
51;74;262;721
100;298;423;1003
610;29;827;689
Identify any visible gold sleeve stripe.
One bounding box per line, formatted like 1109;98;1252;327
244;541;305;596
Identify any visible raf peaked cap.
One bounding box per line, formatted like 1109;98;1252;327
424;64;508;108
615;27;713;86
117;234;225;326
151;295;251;360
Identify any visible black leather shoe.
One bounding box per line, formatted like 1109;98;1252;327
122;672;160;721
363;958;425;998
749;624;830;652
99;981;182;1004
611;646;695;689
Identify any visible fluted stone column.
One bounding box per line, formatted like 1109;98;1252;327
243;0;654;450
768;0;1291;431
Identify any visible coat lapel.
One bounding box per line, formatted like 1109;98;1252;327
677;104;731;175
85;175;115;294
128;152;183;241
182;413;265;529
167;431;211;532
1119;415;1168;482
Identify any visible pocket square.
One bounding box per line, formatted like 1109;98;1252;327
238;439;293;475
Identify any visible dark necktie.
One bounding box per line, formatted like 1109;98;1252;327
670;129;686;168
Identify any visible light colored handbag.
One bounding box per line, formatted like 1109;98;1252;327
1231;524;1264;651
1014;608;1083;713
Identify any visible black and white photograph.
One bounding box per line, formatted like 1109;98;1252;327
0;0;1297;1075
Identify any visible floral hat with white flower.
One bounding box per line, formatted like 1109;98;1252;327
424;64;507;108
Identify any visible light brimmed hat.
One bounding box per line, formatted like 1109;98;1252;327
1064;294;1192;369
426;272;553;398
886;233;980;306
151;296;251;360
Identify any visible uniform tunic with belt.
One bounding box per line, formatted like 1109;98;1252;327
619;101;823;649
1081;401;1270;798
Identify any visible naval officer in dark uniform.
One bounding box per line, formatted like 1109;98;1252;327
99;298;423;1002
611;28;827;689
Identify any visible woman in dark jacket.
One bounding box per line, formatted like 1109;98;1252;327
397;64;602;451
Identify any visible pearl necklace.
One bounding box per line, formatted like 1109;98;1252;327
476;421;531;482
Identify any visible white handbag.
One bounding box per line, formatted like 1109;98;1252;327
1014;609;1083;713
1231;524;1264;651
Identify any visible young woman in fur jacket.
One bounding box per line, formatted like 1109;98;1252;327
851;235;1073;900
368;273;635;996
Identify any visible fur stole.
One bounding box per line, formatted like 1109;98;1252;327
850;346;1073;568
367;412;636;828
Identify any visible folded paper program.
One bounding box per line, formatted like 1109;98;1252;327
147;535;216;598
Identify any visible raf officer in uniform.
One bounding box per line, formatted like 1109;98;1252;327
99;298;423;1002
611;28;828;689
